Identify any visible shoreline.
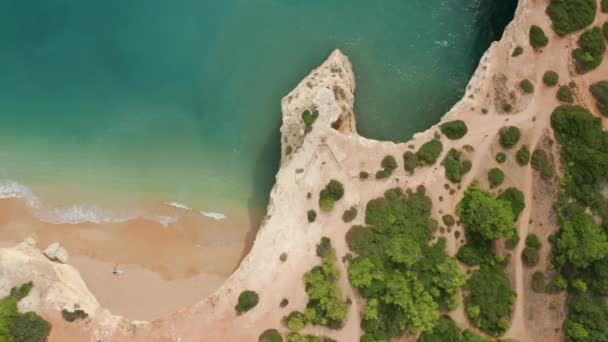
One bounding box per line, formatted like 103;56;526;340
0;196;262;320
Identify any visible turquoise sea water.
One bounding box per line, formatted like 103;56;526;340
0;0;516;219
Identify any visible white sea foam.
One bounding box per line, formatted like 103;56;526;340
164;201;193;211
0;180;178;226
200;211;227;220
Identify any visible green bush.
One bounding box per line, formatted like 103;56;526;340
440;120;468;140
359;171;369;180
346;187;465;339
403;151;418;173
284;311;307;332
464;264;516;336
259;329;283;342
546;0;597;36
342;206;357;223
512;46;524;57
505;234;520;250
307;210;317;223
0;282;51;342
497;187;526;220
572;27;606;73
557;85;574;103
61;309;88;322
531;272;546;293
319;180;344;211
442;148;472;183
590;81;608;116
543;71;559;86
529;25;549;49
522;247;540;266
604;0;608;12
235;290;259;314
458;183;515;241
516;145;531;166
376;155;397;179
442;214;455;228
488;168;505;188
301;110;319;133
416;139;443;166
604;21;608;39
520;79;535;94
496;152;507;163
280;298;289;307
418;315;490;342
526;233;542;249
499;126;521;149
531;149;554;180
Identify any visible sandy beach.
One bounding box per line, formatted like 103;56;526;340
0;197;260;320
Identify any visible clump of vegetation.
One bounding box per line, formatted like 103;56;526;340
307;210;317;223
286;333;336;342
235;290;259;314
440;120;468;140
604;21;608;39
512;46;524;57
292;237;349;330
604;0;608;12
572;27;606;73
319;180;344;212
531;272;547;293
590;81;608;116
520;79;535;94
496;152;507;163
442;149;472;183
259;329;283;342
546;0;597;36
502;103;513;113
516;145;531;166
418;315;492;342
531;149;554;180
359;171;369;180
458;183;515;242
549;104;608;340
488;168;505;188
416;139;443;166
61;309;88;322
301;109;319;133
499;126;521;149
342;206;358;223
346;187;465;340
442;214;455;228
497;187;526;220
403;151;418;173
505;234;521;250
543;70;559;86
376;155;397;179
280;298;289;307
522;234;542;267
0;282;51;342
529;25;549;49
557;85;574;103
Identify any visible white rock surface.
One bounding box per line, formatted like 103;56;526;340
43;242;69;263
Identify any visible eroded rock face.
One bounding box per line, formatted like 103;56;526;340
43;242;69;264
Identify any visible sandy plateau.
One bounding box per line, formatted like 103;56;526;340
2;0;608;340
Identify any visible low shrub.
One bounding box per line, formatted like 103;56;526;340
496;152;507;163
359;171;369;180
512;46;524;57
61;309;88;322
307;210;317;223
488;168;505;188
531;272;546;293
0;282;51;342
543;71;559;87
604;0;608;12
259;329;283;342
416;139;443;166
497;187;526;220
440;120;468;140
319;180;344;211
442;148;472;183
376;155;397;179
604;21;608;39
235;290;259;314
590;81;608;116
522;247;540;266
342;206;357;223
442;214;455;227
557;85;574;103
529;25;549;49
520;79;534;94
499;126;521;148
280;298;289;307
546;0;597;36
284;311;307;332
572;27;606;73
526;233;542;249
505;234;520;250
301;109;319;133
531;149;554;180
403;151;418;172
516;145;531;166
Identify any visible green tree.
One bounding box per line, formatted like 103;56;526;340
457;183;515;240
555;213;608;268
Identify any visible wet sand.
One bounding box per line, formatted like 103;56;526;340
0;197;261;320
